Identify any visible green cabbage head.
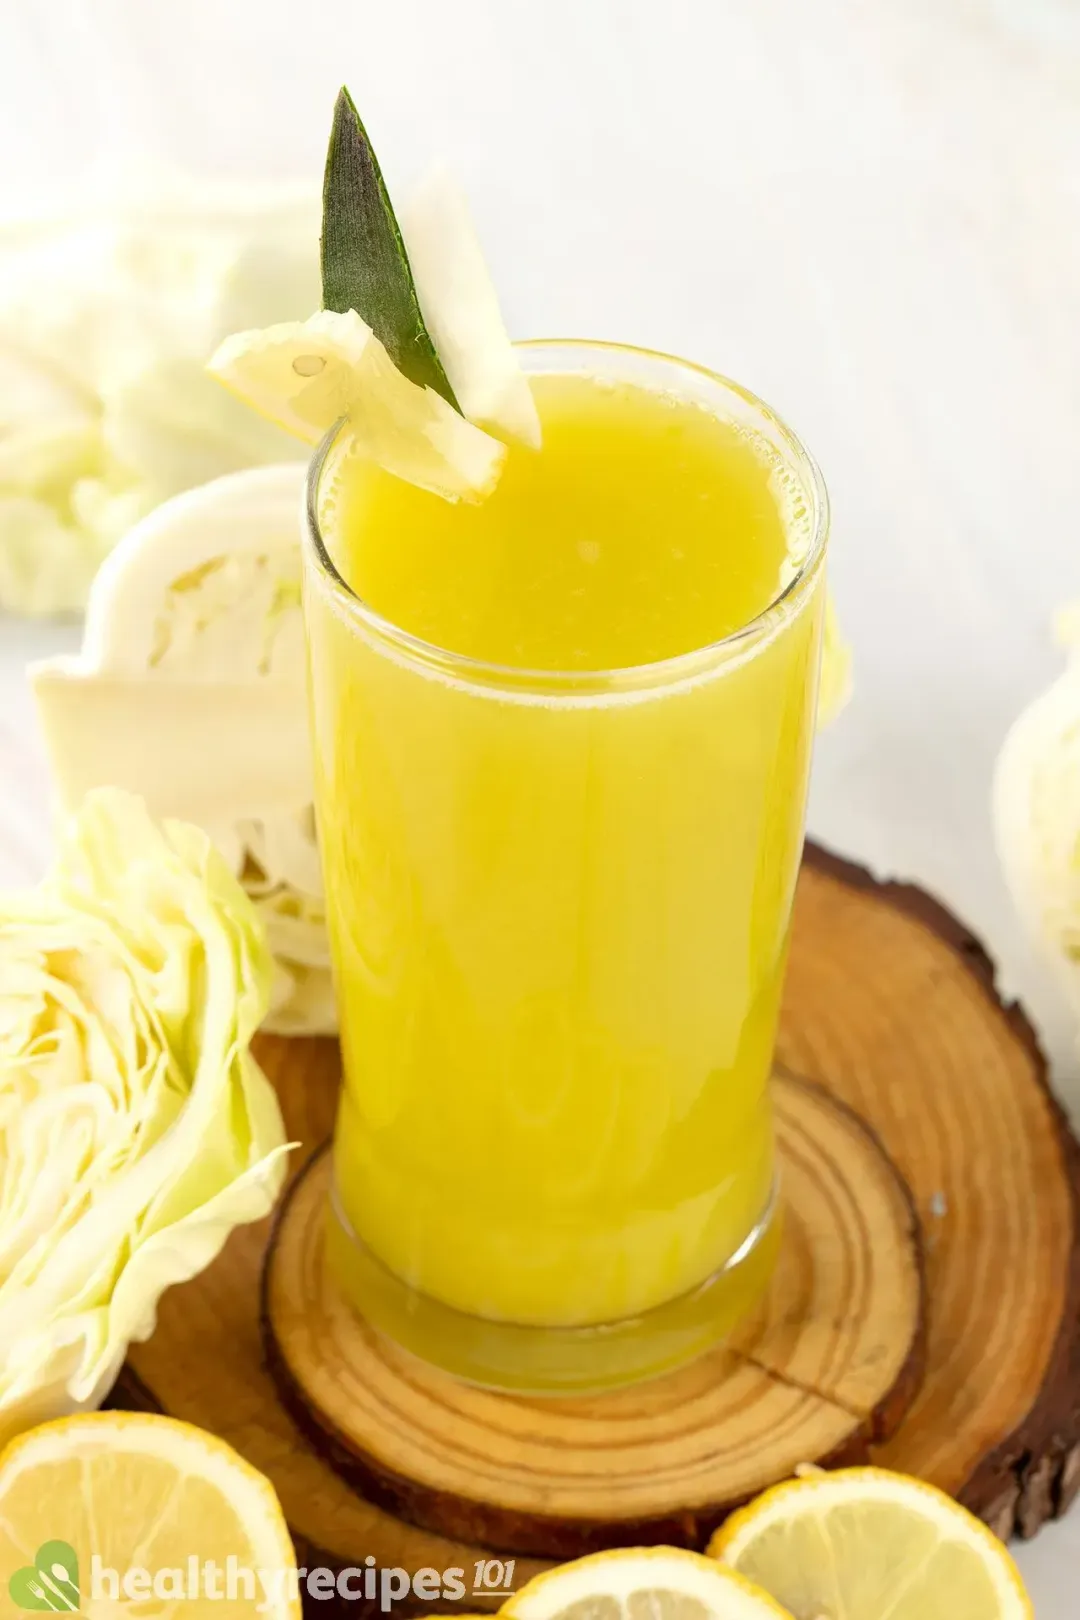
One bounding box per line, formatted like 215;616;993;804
0;788;290;1443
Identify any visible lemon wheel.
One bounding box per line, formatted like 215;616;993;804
504;1547;792;1620
0;1413;299;1620
711;1467;1032;1620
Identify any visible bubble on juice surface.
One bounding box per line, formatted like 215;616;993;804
769;462;816;582
314;442;359;581
555;374;817;580
714;413;817;584
316;454;341;526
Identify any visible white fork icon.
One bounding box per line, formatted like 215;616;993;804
27;1567;79;1612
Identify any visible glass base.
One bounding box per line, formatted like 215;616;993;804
325;1185;781;1395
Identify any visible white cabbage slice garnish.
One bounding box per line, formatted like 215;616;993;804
30;464;331;1036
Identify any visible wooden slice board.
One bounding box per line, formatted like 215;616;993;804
261;1076;925;1558
112;845;1080;1604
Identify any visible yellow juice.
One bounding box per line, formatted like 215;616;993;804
304;345;826;1389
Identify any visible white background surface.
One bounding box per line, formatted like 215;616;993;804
2;0;1080;1606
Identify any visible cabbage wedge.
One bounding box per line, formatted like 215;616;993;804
0;789;290;1444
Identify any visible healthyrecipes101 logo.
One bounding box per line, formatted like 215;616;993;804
8;1543;80;1612
7;1542;517;1613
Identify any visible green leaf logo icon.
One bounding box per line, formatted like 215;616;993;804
7;1542;80;1612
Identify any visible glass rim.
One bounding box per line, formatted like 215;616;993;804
303;337;830;697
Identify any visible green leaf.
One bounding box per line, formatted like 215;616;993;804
321;87;457;408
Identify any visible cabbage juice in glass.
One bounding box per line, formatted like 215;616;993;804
303;341;828;1392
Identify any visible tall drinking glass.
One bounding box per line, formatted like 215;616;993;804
302;341;828;1393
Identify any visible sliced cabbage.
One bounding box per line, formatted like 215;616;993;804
0;788;290;1443
994;613;1080;1016
30;465;331;1036
0;177;317;616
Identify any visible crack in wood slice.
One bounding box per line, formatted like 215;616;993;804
261;1075;925;1558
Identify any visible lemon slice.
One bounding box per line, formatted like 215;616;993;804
503;1547;792;1620
0;1412;299;1620
710;1468;1032;1620
208;308;505;501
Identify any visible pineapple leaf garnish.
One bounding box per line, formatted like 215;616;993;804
321;87;458;408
